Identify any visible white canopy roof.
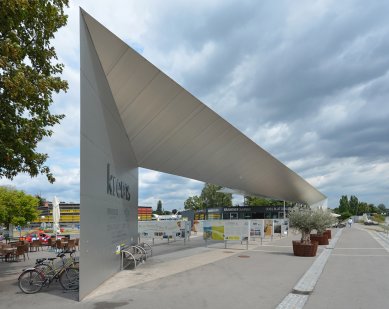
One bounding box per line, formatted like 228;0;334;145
82;10;326;206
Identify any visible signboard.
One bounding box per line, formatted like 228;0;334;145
250;219;264;237
203;220;224;240
264;219;273;236
273;219;289;235
202;219;287;243
139;221;188;238
224;220;249;241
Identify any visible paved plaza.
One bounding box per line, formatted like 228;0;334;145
1;224;388;309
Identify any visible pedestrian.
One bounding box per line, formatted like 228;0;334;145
348;218;353;227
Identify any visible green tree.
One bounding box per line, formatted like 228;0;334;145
377;203;387;214
338;195;349;213
245;196;269;206
156;200;163;215
368;203;379;214
0;0;69;183
0;186;39;229
184;195;203;210
340;211;352;221
357;202;369;215
349;195;359;215
244;196;291;207
200;183;232;208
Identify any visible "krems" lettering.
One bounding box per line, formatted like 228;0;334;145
107;163;131;201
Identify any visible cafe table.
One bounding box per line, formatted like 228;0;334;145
2;247;16;262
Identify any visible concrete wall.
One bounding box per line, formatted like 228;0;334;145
80;14;138;300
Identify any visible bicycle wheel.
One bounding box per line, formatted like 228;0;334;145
18;269;44;294
35;263;54;277
59;267;79;290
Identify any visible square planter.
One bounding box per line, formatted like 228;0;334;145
310;234;329;245
324;229;332;239
292;240;319;257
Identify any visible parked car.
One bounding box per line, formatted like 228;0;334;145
364;220;379;225
20;232;51;243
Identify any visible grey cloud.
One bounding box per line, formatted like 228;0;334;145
4;1;389;210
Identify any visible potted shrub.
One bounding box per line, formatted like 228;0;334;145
288;205;318;257
310;209;336;245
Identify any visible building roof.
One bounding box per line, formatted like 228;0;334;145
82;10;326;206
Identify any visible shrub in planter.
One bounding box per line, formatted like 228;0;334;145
288;205;316;244
288;206;336;255
312;209;337;236
309;209;337;245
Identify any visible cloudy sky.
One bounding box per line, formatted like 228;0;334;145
1;0;389;210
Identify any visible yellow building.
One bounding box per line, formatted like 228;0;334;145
32;202;80;228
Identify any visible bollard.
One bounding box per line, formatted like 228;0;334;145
246;238;249;250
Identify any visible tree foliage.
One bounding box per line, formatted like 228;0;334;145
312;209;337;234
184;183;232;210
377;203;387;214
336;195;386;217
0;186;39;229
184;195;203;210
0;0;69;183
200;183;232;208
349;195;359;215
288;205;316;244
244;196;293;207
156;200;163;215
338;195;349;213
288;205;336;243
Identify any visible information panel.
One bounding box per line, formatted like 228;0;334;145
250;219;264;238
139;221;189;238
203;220;224;240
224;220;249;240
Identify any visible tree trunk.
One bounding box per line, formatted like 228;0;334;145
301;231;311;244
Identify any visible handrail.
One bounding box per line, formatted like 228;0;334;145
132;245;147;260
121;250;137;270
138;242;153;257
120;241;153;270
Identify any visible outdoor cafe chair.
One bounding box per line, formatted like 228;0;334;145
22;243;29;260
56;239;66;251
30;239;42;252
67;239;76;251
43;238;53;250
0;248;5;262
12;245;26;261
74;238;79;250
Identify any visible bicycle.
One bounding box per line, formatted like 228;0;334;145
34;250;79;275
18;251;79;294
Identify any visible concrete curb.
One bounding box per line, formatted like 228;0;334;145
276;228;343;309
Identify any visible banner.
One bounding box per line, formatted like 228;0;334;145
273;219;289;235
203;220;224;240
224;220;249;241
264;219;273;236
201;219;288;242
139;221;189;238
250;219;264;237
